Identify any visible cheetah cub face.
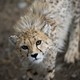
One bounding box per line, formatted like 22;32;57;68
9;28;52;64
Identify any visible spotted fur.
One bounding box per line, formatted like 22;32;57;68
9;0;80;80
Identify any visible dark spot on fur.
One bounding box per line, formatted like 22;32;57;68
43;0;46;2
56;0;59;3
33;72;38;75
29;78;33;80
49;1;53;3
47;69;53;73
73;1;76;5
27;69;32;74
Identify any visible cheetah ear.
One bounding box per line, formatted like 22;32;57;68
9;35;18;45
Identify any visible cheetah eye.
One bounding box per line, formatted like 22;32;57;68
36;40;42;45
21;45;28;50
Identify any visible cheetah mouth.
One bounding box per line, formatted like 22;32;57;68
33;58;40;61
32;58;43;64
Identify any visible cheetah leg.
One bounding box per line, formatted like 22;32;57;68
65;23;80;63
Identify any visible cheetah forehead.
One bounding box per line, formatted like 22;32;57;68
15;28;52;50
19;28;51;42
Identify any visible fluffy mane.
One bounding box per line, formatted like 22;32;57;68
14;0;49;33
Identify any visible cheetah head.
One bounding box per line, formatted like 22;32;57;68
9;28;52;64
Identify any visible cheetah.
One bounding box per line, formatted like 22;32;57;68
9;0;80;80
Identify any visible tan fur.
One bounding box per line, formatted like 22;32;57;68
64;0;80;63
15;28;52;58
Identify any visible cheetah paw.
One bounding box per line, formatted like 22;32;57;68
64;51;80;63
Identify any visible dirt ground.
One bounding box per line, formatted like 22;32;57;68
0;0;80;80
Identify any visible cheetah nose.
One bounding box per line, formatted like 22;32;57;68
31;53;38;58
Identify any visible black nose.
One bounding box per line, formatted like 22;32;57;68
31;53;38;58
